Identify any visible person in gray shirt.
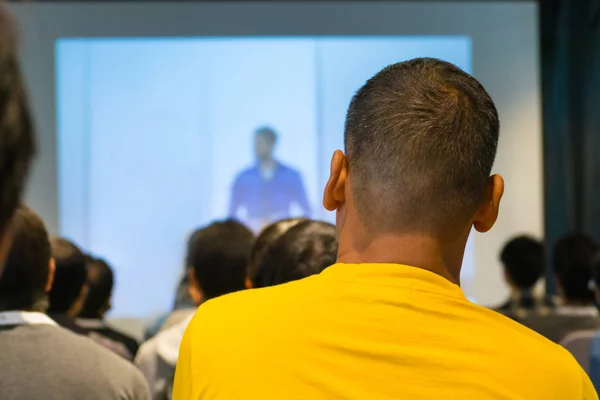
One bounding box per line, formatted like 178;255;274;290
0;206;150;400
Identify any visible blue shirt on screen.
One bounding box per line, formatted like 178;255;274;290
229;162;310;229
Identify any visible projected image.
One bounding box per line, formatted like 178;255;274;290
57;36;471;317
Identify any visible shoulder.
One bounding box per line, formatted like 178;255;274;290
187;277;319;344
472;304;585;370
47;327;149;392
235;166;259;179
277;163;301;176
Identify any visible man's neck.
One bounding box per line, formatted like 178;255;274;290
259;159;276;171
336;229;468;285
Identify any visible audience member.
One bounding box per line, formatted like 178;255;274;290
0;206;150;400
0;6;36;277
495;235;552;317
77;257;139;359
136;220;254;400
47;237;89;334
520;234;600;343
253;220;337;288
248;217;304;287
173;58;595;399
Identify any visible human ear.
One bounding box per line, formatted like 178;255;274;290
473;174;504;233
323;150;348;212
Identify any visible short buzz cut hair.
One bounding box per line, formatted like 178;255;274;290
345;58;499;234
0;206;51;312
255;126;277;144
0;7;36;236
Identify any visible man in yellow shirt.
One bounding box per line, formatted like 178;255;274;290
173;58;597;399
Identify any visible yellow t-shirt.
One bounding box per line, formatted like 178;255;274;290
173;263;597;400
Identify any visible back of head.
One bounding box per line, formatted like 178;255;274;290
79;257;114;319
500;236;544;290
344;58;499;235
48;237;87;313
553;233;597;303
0;206;50;311
0;7;36;258
190;220;254;300
248;218;304;284
254;220;338;288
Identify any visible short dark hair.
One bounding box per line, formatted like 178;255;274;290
0;8;36;238
189;220;254;300
248;218;304;282
255;126;277;144
553;233;597;302
79;257;114;318
48;238;87;313
500;236;544;289
344;58;499;234
0;206;50;311
254;220;338;288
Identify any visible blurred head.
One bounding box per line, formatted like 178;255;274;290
254;127;277;163
254;220;338;288
0;8;37;276
323;58;502;271
79;257;114;319
553;233;597;304
248;218;305;287
0;206;53;312
500;236;545;291
48;238;88;316
187;220;254;305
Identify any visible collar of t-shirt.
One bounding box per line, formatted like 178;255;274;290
0;311;58;327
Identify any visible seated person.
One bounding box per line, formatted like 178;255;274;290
495;235;553;317
173;58;595;400
253;220;337;288
77;256;139;360
47;237;88;334
135;220;254;400
247;217;304;288
519;233;600;343
0;206;149;400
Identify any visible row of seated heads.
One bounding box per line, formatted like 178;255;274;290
0;206;339;315
502;233;600;305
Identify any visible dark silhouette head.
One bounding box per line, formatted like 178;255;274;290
0;206;52;312
248;218;305;286
79;257;114;319
188;220;255;304
48;238;88;315
255;127;277;163
254;220;338;288
0;7;37;276
553;233;597;304
500;236;545;290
